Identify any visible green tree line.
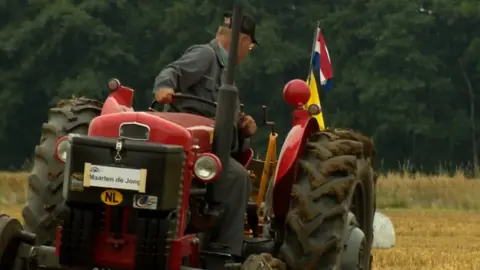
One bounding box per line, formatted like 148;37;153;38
0;0;479;174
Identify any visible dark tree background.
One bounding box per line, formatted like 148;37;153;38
1;0;479;174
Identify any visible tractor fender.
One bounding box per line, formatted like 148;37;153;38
271;118;319;218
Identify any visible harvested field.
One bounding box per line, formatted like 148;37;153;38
373;210;480;269
2;171;480;269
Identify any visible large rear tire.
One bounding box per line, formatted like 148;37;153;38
279;129;376;270
21;98;102;245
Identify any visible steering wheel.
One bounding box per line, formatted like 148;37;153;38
149;93;217;112
148;93;251;154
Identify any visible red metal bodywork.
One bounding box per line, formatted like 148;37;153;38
56;82;253;270
94;83;216;152
271;79;319;219
89;85;207;269
101;83;135;114
272;111;319;218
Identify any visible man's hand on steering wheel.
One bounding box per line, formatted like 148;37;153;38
153;88;217;107
155;87;175;103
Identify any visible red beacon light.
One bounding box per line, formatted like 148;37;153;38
107;78;121;91
283;79;311;107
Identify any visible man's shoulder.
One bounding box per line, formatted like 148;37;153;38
178;43;215;65
184;42;216;57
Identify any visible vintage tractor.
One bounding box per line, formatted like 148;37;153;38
0;4;377;270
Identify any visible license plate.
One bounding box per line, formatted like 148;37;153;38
83;163;147;193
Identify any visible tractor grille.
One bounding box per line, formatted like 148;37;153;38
119;122;150;141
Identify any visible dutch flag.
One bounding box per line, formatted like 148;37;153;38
311;28;333;91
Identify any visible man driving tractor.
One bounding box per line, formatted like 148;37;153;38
152;12;259;259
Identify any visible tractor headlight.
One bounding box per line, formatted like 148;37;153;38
55;134;80;163
55;136;70;163
194;154;222;182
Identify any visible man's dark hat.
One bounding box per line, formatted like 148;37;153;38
222;12;258;45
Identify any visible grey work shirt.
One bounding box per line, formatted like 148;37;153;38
153;39;240;122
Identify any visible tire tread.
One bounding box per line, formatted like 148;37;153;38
280;129;376;270
22;97;102;245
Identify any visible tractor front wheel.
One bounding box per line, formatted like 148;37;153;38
22;98;102;245
279;130;375;270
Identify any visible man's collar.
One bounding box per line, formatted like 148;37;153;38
217;41;228;66
207;39;227;67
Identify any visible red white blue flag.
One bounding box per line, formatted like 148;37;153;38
311;28;333;91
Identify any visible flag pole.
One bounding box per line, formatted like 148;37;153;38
307;21;320;83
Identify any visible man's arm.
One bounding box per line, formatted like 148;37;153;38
153;45;215;93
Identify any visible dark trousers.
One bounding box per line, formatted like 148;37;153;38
206;157;252;255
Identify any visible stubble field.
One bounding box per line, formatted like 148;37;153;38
2;171;480;269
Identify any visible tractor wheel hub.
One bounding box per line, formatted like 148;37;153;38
341;225;367;270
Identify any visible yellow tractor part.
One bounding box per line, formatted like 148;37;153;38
305;73;326;131
255;131;277;213
244;106;278;237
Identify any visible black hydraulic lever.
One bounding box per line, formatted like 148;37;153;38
262;105;276;134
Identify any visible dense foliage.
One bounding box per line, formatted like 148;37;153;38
0;0;479;174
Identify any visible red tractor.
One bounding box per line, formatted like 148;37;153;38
0;5;377;270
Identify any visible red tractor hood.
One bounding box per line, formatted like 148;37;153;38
88;111;215;151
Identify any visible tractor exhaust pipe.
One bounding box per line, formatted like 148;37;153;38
209;3;244;200
224;3;243;84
